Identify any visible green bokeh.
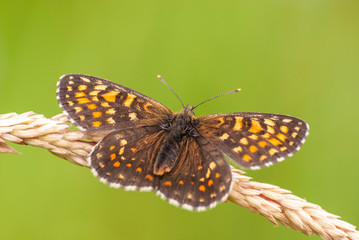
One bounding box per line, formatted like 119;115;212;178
1;1;359;239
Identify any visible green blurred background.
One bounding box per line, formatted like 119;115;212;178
1;1;359;239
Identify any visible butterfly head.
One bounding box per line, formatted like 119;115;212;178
176;105;195;124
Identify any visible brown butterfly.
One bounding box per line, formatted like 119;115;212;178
57;74;309;211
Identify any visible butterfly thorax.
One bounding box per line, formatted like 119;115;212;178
153;106;198;176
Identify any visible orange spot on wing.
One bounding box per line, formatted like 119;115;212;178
239;138;249;145
269;148;279;156
126;163;132;167
107;117;115;124
199;185;206;192
128;112;138;121
249;120;263;133
93;121;102;127
233;146;242;153
94;85;108;90
208;179;214;187
110;145;115;150
242;154;252;162
145;174;153;181
78;85;87;91
179;180;184;185
249;145;258;153
280;125;289;133
90;90;100;96
267;126;275;134
143;102;152;111
215;117;225;127
206;168;211;178
80;77;90;82
209;162;216;170
136;167;142;172
98;102;108;108
258;141;267;148
77;98;91;104
233;117;243;130
110;153;116;161
276;133;287;142
249;134;258;140
119;147;125;155
74;107;82;113
106;108;116;115
215;173;220;178
219;133;229;141
123;94;136;107
264;119;275;126
93;111;102;118
102;91;119;102
280;146;287;151
260;155;267;161
113;161;120;167
262;133;271;139
268;138;281;146
164;181;172;187
87;104;97;110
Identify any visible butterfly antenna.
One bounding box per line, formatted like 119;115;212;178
157;75;185;108
192;88;241;110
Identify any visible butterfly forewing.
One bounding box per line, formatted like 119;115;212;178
156;136;232;211
57;74;172;132
197;113;309;169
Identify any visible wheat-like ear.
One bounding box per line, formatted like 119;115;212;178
1;111;358;240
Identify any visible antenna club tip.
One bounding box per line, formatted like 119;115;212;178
236;88;242;92
157;75;162;79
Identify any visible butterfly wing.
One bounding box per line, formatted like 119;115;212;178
156;136;232;211
57;74;172;132
197;112;309;169
90;126;168;191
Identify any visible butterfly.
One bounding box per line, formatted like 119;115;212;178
56;74;309;211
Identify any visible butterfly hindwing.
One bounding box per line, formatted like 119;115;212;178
197;112;309;169
91;127;232;211
156;136;232;211
57;74;172;132
91;126;168;191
